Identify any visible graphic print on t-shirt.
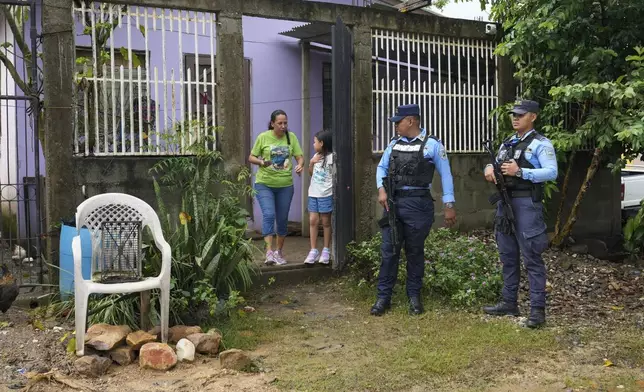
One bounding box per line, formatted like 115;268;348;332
313;161;330;185
269;145;290;170
309;153;334;198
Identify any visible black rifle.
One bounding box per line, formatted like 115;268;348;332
381;176;400;247
482;140;516;235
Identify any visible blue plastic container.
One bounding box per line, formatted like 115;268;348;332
59;224;92;300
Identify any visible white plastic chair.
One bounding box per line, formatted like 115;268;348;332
72;193;171;356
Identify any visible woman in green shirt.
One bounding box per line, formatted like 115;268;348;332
249;110;304;265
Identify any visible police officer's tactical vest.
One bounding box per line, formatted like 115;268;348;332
497;132;545;190
388;134;437;189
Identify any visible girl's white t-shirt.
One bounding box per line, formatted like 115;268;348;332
308;153;334;198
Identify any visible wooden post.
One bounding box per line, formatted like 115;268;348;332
301;41;311;237
140;290;151;330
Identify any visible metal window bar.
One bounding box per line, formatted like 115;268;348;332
0;0;44;291
72;3;219;156
372;29;500;153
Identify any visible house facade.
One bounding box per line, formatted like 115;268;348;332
67;0;492;234
3;0;499;241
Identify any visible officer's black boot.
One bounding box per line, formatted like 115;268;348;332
526;307;546;329
370;298;391;316
408;296;424;315
482;301;520;317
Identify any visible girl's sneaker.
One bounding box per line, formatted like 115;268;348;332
304;249;320;265
264;250;276;266
319;248;331;265
274;249;288;265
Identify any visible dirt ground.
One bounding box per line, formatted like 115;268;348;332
1;248;644;391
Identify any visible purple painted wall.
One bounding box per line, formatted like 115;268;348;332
243;16;307;229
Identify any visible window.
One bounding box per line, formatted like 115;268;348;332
183;54;216;122
74;47;152;154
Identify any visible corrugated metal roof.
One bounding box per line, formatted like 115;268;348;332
279;22;333;46
278;1;436;45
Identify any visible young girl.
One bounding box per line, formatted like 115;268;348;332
304;130;334;265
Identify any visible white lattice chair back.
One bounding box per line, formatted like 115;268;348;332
76;193;165;279
72;192;171;356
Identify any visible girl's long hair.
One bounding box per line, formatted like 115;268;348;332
315;129;333;167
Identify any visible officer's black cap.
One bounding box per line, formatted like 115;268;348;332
510;100;539;115
389;104;420;122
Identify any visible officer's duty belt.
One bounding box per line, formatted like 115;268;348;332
508;189;532;198
394;189;432;198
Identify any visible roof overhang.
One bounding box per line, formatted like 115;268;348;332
278;0;436;46
279;21;334;46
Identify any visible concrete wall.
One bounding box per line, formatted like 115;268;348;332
71;151;619;242
363;151;622;240
546;152;622;241
73;157;183;222
366;153;497;234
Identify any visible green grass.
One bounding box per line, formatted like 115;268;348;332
214;284;559;391
211;281;644;392
266;310;558;391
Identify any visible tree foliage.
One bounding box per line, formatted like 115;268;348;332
446;0;644;245
0;5;43;143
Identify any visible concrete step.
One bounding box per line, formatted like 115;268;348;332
253;263;336;286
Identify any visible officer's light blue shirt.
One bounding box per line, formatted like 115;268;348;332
484;130;558;183
376;129;455;204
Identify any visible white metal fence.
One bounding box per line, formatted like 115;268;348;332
73;2;218;156
372;29;499;153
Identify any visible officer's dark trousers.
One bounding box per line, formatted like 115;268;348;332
495;196;550;308
377;196;434;300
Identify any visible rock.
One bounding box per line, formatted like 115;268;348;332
545;280;553;293
139;343;177;371
186;332;221;355
147;326;161;340
74;355;111;377
560;258;575;271
168;325;202;344
109;346;135;366
580;238;609;259
570;243;589;255
175;339;196;362
219;349;251;371
126;330;157;350
206;328;222;336
85;324;132;351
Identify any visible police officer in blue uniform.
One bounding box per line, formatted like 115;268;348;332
482;100;558;328
371;104;457;316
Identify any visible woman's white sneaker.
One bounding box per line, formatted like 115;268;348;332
264;250;276;266
274;250;288;265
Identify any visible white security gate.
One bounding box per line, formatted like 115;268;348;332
372;29;499;153
73;2;219;156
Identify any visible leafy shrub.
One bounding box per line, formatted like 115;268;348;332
143;137;258;325
623;199;644;257
423;228;503;307
54;136;258;328
347;232;383;284
347;228;503;307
